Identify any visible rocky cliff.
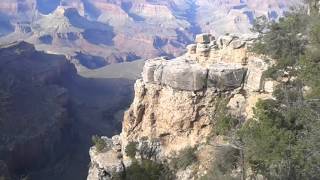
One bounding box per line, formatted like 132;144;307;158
87;34;276;180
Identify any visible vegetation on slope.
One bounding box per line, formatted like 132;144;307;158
170;147;197;171
212;1;320;179
118;140;174;180
92;135;108;152
204;0;320;180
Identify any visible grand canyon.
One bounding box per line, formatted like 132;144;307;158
0;1;313;180
0;0;298;69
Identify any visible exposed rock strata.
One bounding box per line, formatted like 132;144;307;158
0;0;299;69
142;57;247;91
87;34;276;180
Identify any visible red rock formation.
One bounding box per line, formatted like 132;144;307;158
0;0;299;68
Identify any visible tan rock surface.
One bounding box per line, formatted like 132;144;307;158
121;80;217;157
87;34;277;180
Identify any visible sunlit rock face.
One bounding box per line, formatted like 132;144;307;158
0;0;299;68
142;58;247;91
87;33;278;180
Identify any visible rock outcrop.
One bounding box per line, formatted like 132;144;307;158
88;136;124;180
142;57;247;92
87;34;276;179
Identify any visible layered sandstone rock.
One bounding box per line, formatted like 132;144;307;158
87;34;276;180
142;58;247;91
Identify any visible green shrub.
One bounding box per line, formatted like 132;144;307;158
212;97;239;136
171;147;197;170
92;135;107;152
238;98;320;179
262;66;282;79
125;142;138;159
116;159;174;180
214;115;238;136
201;146;240;180
138;138;160;160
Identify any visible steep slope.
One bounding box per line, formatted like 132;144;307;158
0;41;140;180
0;41;77;179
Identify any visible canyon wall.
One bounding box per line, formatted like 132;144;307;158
0;0;299;69
0;42;77;179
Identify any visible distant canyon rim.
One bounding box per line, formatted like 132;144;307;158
0;0;300;70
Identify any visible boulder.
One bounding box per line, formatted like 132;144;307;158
161;59;208;91
245;57;269;92
264;80;278;93
240;34;258;41
142;58;166;84
207;63;247;90
153;63;165;84
196;43;210;53
195;33;211;44
227;94;246;117
112;135;121;146
230;39;246;49
217;35;238;48
87;137;125;180
187;44;197;54
142;61;157;83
